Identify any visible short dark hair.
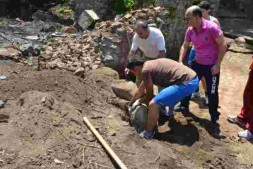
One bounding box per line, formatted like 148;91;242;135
126;57;145;69
192;7;202;17
199;1;211;10
135;20;149;31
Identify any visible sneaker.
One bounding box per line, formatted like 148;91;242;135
205;95;209;105
174;105;189;112
191;91;201;100
238;130;253;140
139;129;156;139
227;115;246;128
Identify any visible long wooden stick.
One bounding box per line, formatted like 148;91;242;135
83;117;127;169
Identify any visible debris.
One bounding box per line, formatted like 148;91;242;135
54;158;64;164
235;37;246;43
0;75;6;80
0;100;5;108
62;26;78;34
78;10;100;30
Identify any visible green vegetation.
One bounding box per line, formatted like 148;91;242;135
190;0;201;5
54;4;74;20
165;7;176;20
142;0;156;6
0;18;7;26
113;0;135;14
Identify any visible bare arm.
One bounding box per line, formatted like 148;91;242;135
211;34;227;75
129;81;146;106
139;71;154;105
128;71;153;106
250;56;253;70
128;50;138;57
213;18;220;26
215;34;227;67
178;41;190;63
157;50;166;58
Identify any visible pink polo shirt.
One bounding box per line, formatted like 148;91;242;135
185;19;223;65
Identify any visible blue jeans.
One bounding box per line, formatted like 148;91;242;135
154;76;199;115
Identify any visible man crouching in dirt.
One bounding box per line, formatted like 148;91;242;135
127;57;199;139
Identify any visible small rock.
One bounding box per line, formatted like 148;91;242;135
92;65;99;70
74;67;85;76
235;37;246;43
62;26;78;34
54;158;64;165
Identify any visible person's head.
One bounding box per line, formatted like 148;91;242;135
198;1;211;19
126;56;145;77
134;20;150;39
185;5;202;27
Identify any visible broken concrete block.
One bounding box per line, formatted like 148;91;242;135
78;10;99;30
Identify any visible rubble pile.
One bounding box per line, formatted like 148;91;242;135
41;7;165;77
41;32;102;76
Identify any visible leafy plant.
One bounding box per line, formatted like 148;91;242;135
113;0;135;14
54;4;74;19
0;18;7;26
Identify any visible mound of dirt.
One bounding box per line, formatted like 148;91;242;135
0;51;252;169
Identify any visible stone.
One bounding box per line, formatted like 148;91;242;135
74;67;85;76
54;158;64;165
111;80;137;101
89;67;119;80
129;101;148;133
0;47;20;59
62;26;78;34
78;10;100;30
235;37;246;43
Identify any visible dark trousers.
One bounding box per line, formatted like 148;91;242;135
181;61;220;121
237;70;253;133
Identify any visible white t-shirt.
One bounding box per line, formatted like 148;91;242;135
131;27;165;59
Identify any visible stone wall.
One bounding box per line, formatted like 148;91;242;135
73;0;114;19
154;0;221;60
219;0;253;19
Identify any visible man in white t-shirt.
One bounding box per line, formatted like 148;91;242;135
129;20;166;60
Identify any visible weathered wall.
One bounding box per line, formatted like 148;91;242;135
73;0;114;19
155;0;221;60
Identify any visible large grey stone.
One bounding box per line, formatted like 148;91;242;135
129;101;148;134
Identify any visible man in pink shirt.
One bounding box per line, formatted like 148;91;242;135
178;6;227;124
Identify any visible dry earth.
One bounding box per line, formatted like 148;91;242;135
0;41;253;169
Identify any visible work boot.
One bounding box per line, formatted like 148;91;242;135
174;105;189;112
238;130;253;140
227;115;246;128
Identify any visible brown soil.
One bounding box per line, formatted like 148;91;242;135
0;41;253;169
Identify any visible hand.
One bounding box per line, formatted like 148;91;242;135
249;58;253;70
211;64;220;75
124;68;129;75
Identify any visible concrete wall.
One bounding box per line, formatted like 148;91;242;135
73;0;114;19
